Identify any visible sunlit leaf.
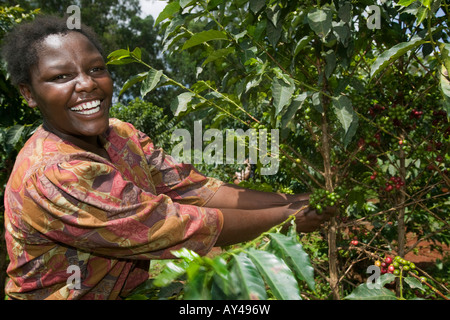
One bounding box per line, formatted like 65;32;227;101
202;47;235;66
119;72;148;97
404;276;425;291
370;36;426;78
155;1;181;25
307;8;332;39
182;30;227;51
230;253;268;300
246;249;301;300
332;95;356;135
268;233;316;291
140;69;163;98
272;76;295;116
344;283;397;300
171;92;195;116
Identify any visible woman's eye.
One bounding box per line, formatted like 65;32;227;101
91;66;105;73
52;74;70;81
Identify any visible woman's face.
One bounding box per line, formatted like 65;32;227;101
20;31;113;142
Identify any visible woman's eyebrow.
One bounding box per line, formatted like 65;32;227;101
46;63;73;70
45;56;105;71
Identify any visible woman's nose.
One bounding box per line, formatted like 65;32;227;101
75;73;97;92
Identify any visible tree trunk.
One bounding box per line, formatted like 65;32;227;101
321;101;340;300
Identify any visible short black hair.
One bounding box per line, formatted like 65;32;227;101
1;15;103;86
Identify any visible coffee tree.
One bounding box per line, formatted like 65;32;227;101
75;0;450;299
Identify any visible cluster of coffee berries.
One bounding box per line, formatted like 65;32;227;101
349;236;359;246
384;176;405;192
309;187;344;214
375;256;422;278
369;104;386;117
432;110;447;126
409;108;423;119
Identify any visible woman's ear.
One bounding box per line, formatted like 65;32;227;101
18;84;38;108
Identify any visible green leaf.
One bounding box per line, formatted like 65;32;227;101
420;0;431;9
266;19;282;48
268;233;315;291
379;273;396;286
184;266;212;300
332;95;357;135
131;47;142;60
153;260;188;287
246;249;301;300
5;124;25;155
266;5;281;27
281;92;307;129
250;0;266;13
202;47;235;66
293;35;312;57
207;0;224;10
119;72;148;97
332;21;350;47
106;48;135;65
370;37;426;78
171;247;201;263
325;50;336;79
182;30;227;50
107;48;131;60
440;43;450;73
398;0;417;6
307;8;332;39
344;283;397;300
404;276;425;291
230;253;268;300
338;2;352;23
180;0;196;8
140;69;163;98
155;1;181;25
106;58;136;65
416;6;428;25
171;92;195;116
272;76;295;116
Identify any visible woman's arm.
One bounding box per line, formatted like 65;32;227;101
204;183;309;210
206;183;336;246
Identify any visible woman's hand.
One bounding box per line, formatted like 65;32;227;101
290;204;336;233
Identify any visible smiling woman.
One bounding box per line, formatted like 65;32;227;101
18;31;113;156
1;14;333;300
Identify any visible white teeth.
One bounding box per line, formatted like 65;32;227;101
70;100;101;114
74;106;100;115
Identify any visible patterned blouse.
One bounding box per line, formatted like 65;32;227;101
4;118;223;300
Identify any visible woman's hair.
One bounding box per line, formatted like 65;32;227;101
1;15;103;86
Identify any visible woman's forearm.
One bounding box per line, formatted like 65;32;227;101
205;183;310;210
206;183;333;246
214;205;292;246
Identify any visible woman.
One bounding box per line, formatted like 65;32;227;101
2;16;334;299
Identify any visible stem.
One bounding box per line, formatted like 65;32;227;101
399;270;404;300
396;135;407;296
321;96;340;300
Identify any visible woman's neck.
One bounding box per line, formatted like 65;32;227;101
43;120;110;160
